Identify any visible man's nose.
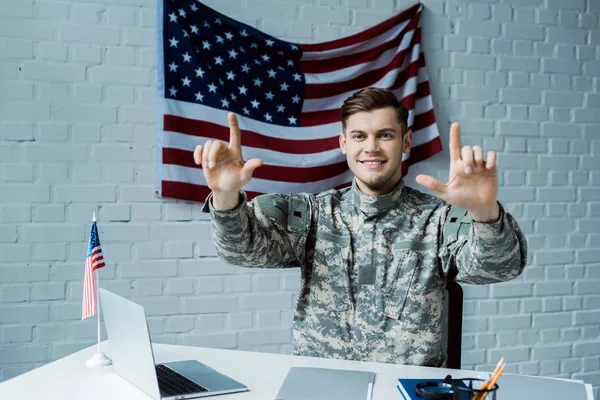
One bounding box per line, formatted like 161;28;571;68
364;136;380;152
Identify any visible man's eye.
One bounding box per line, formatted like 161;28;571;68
353;135;364;140
380;133;393;138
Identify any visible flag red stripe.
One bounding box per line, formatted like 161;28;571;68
303;40;423;100
301;74;430;127
92;261;105;271
300;16;419;74
164;115;340;155
299;3;420;52
413;109;436;132
163;147;349;183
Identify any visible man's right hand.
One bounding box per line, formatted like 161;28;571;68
193;112;263;209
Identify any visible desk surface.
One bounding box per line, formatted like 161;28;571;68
0;342;594;400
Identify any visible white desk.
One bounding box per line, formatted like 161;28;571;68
0;342;594;399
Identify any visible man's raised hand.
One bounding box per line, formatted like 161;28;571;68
415;123;500;222
193;112;263;196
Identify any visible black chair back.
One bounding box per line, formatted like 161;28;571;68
442;281;463;369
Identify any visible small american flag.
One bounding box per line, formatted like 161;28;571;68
82;221;106;320
156;0;442;201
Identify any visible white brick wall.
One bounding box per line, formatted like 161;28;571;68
1;0;599;395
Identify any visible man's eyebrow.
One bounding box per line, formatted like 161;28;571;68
349;128;397;134
377;128;396;133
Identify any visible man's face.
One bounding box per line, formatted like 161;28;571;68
339;107;412;196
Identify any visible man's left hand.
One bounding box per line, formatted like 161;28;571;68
415;123;500;223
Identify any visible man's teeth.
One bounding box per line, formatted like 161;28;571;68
362;161;382;165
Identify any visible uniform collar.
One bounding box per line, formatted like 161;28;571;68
352;178;405;218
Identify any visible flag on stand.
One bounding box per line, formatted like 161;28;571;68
156;0;442;202
82;221;106;320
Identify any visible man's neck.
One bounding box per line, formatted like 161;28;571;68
355;177;403;197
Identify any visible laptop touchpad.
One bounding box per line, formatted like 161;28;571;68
163;360;246;392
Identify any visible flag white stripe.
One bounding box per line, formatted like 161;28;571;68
163;123;439;163
302;45;422;112
303;28;416;85
301;18;412;60
414;95;434;119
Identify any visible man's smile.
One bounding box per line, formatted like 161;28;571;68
359;159;387;169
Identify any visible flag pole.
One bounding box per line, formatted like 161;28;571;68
96;264;100;354
86;212;112;368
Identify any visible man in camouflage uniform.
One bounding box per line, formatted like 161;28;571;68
196;88;527;367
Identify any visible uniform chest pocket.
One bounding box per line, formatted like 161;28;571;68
310;230;352;312
383;247;420;320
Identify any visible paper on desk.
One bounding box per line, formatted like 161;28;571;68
275;367;375;400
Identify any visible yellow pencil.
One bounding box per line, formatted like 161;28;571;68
479;362;505;400
473;359;505;400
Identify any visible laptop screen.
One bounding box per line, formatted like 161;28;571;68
100;288;162;400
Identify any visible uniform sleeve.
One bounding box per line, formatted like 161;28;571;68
201;191;313;269
438;203;528;285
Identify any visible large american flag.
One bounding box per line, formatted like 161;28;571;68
82;221;106;320
156;0;442;202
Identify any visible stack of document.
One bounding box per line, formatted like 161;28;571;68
276;366;375;400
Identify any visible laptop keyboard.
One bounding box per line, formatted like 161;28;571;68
156;364;208;397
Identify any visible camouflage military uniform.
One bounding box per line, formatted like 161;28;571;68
203;179;527;367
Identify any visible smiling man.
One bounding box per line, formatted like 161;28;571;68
197;87;528;367
339;96;410;197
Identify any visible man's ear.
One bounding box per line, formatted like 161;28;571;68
339;132;346;154
403;129;413;154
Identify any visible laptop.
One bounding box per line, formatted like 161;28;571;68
99;288;249;399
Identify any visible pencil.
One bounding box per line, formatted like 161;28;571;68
473;359;505;400
479;362;505;400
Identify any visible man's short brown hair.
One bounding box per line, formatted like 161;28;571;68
340;87;409;133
